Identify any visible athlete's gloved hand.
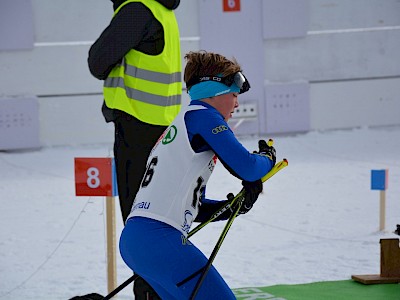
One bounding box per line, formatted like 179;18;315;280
238;179;263;214
258;139;276;165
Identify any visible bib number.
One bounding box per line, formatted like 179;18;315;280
141;156;158;188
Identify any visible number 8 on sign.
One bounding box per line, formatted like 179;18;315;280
87;167;101;189
74;157;118;197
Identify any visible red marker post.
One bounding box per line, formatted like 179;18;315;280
74;157;118;293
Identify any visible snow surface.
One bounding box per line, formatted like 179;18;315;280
1;126;399;300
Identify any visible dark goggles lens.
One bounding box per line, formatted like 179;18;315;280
233;72;250;94
233;72;245;89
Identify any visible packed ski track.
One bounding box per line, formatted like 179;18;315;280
1;126;399;299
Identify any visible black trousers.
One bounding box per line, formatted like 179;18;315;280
113;113;167;222
113;112;166;300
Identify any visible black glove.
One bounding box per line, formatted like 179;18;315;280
237;179;263;215
258;139;276;165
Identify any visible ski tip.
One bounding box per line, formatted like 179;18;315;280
283;158;288;165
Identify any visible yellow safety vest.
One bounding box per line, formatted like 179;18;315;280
103;0;182;126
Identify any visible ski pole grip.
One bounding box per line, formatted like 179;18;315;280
261;158;288;183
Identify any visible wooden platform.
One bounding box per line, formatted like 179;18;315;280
352;238;400;285
351;274;400;285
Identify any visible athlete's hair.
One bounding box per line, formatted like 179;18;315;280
184;50;241;90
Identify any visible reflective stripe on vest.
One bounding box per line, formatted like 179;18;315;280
104;58;181;107
104;75;181;107
103;0;182;126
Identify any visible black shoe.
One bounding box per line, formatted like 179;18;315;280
134;276;161;300
69;293;104;300
395;224;400;236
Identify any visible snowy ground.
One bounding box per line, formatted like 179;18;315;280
1;125;399;300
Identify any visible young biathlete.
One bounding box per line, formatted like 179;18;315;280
119;50;277;299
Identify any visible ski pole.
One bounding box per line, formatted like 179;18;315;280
188;161;288;300
189;195;243;300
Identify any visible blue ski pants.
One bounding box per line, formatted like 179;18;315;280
119;217;236;300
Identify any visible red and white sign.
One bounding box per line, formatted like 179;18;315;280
74;157;117;197
223;0;241;12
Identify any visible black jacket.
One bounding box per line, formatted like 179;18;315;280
88;0;180;122
88;0;180;80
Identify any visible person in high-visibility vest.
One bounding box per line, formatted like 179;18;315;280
88;0;181;299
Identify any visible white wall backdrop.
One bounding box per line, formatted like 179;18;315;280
0;0;399;147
